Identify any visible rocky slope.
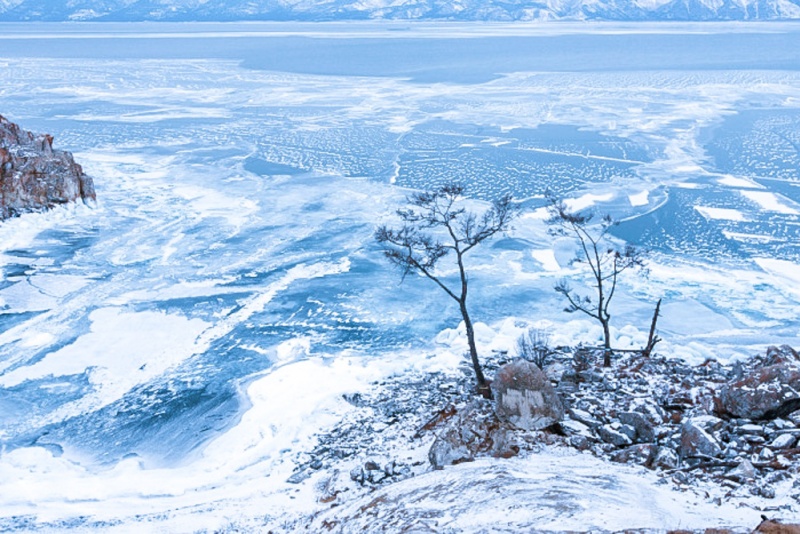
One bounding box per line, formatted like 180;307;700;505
0;115;95;220
1;0;800;21
262;344;800;532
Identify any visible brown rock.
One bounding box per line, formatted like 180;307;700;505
491;359;565;431
719;361;800;420
0;114;95;220
680;419;722;459
428;399;519;470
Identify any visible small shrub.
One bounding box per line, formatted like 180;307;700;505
516;328;552;369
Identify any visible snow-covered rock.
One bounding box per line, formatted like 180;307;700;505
720;355;800;420
491;359;565;431
680;419;723;458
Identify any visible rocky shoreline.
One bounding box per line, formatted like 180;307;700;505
265;344;800;532
0;114;95;220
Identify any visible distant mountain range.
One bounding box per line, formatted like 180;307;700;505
1;0;800;21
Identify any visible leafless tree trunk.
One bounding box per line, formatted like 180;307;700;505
376;184;518;397
547;195;646;367
642;298;662;358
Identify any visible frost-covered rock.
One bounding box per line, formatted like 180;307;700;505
428;399;520;469
0;114;95;219
598;424;633;447
619;411;656;443
770;433;797;449
491;359;564;431
680;419;722;459
720;360;800;420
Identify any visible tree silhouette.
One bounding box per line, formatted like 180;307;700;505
375;184;518;397
547;195;645;366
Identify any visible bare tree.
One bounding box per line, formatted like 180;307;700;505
375;184;519;397
516;327;553;369
546;195;645;367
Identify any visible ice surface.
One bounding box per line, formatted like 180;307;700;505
0;22;800;531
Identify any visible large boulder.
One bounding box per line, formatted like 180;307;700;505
491;359;565;431
0;114;95;220
428;399;520;470
719;350;800;420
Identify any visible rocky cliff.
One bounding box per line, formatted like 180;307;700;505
0;115;95;220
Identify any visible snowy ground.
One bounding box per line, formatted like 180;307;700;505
0;22;800;531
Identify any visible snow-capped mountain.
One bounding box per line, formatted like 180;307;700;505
1;0;799;21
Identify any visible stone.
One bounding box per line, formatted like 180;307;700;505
568;408;601;428
770;433;797;449
610;443;656;466
619;411;656;443
652;447;679;470
764;345;800;366
719;352;800;420
0;114;96;219
597;424;633;447
725;459;756;482
491;359;565;431
428;399;519;470
680;420;722;459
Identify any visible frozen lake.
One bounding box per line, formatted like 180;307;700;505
1;22;800;530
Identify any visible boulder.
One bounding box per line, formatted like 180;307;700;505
0;114;95;219
719;360;800;420
680;420;722;459
428;399;519;470
619;411;656;443
491;359;565;431
755;517;800;533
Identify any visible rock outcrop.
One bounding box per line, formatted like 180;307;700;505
0;114;95;220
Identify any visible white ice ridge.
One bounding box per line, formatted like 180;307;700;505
693;205;748;221
740;190;800;214
565;193;614;212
